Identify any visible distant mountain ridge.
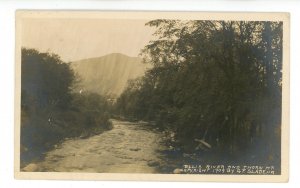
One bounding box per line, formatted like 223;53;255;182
71;53;149;97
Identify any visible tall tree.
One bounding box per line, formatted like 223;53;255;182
116;20;283;166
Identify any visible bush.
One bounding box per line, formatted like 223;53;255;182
20;48;112;167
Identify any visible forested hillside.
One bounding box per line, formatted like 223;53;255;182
20;20;283;174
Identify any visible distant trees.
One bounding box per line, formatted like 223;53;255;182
116;20;282;166
21;48;112;167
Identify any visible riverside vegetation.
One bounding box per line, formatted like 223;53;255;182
21;49;113;167
115;20;282;172
21;20;283;173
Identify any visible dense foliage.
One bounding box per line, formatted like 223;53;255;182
116;20;282;167
21;48;112;166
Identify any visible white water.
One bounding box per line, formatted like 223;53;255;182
28;119;167;173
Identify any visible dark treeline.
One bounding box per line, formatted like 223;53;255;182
115;20;282;169
21;48;112;167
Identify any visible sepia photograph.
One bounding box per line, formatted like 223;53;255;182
14;11;289;182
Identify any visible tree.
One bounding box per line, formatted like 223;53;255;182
116;20;283;167
20;48;112;167
21;48;75;112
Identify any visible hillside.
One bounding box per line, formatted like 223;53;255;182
71;53;149;97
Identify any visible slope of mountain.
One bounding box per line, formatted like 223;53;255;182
71;53;149;97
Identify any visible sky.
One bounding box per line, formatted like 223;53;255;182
22;18;156;62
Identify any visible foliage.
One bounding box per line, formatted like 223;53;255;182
116;20;282;166
21;48;112;166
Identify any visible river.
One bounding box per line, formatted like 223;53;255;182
24;119;172;173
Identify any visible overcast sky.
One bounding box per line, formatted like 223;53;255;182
22;18;156;62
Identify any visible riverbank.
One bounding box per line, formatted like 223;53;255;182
21;121;112;171
22;118;281;174
22;119;167;173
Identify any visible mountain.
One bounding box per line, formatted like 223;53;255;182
71;53;149;97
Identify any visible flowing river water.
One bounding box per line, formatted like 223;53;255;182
22;118;281;175
23;119;175;173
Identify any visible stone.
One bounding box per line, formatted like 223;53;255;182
22;163;39;172
173;168;183;174
129;148;141;151
148;161;160;167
